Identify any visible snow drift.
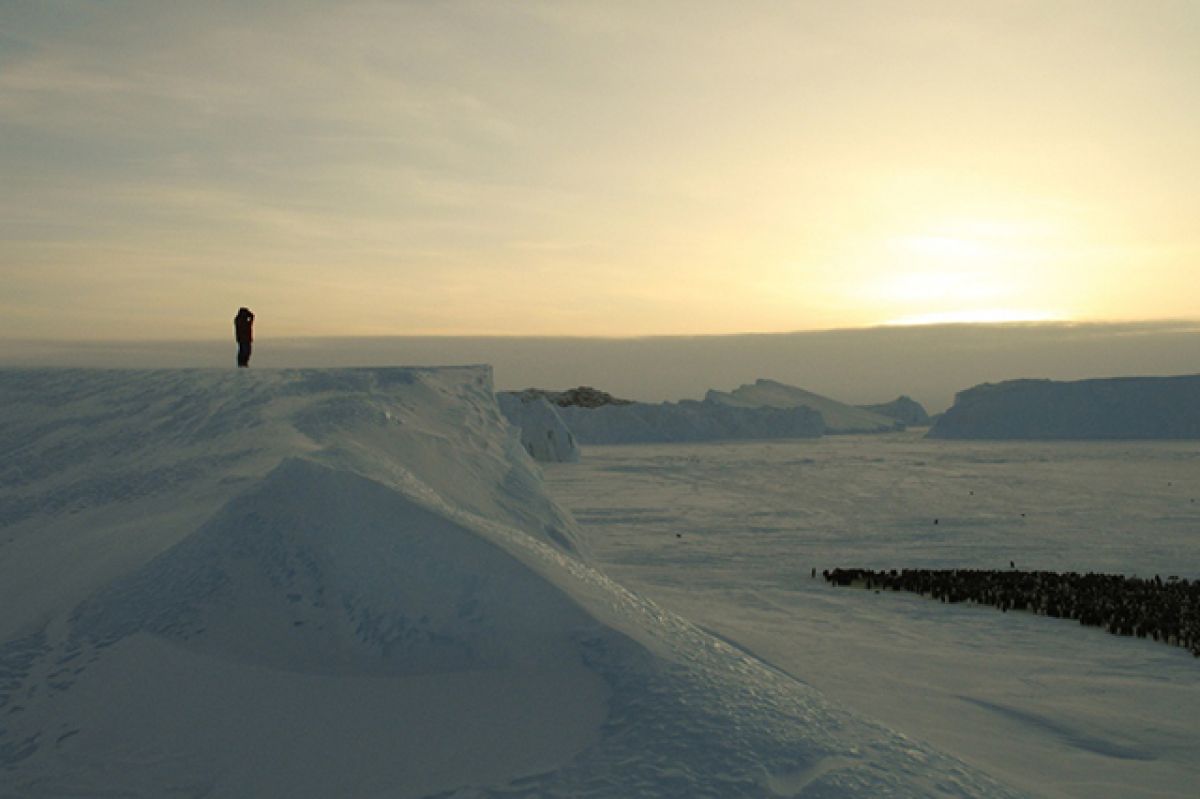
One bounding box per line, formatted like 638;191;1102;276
707;379;900;433
928;374;1200;439
1;367;1023;797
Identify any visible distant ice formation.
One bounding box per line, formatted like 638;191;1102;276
0;367;1023;797
707;378;900;433
859;395;931;426
500;385;824;445
548;397;824;444
929;374;1200;439
511;386;633;408
499;378;911;445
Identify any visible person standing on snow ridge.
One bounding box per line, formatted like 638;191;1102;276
234;307;255;367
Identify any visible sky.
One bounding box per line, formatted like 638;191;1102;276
2;1;1198;340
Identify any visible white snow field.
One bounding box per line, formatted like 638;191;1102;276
0;368;1029;798
543;435;1200;799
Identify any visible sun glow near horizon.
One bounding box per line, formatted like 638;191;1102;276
883;308;1067;327
1;2;1197;339
834;214;1079;331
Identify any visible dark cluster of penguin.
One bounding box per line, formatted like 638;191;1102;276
821;567;1200;657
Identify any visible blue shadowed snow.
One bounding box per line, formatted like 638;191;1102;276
0;368;1028;798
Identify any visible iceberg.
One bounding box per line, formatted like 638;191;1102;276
707;379;900;433
929;374;1200;439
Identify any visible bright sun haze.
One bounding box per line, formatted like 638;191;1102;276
1;2;1197;339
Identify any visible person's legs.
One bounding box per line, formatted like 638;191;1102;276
237;341;251;367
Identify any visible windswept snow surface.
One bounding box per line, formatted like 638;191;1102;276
707;379;897;434
544;435;1200;799
0;368;1026;798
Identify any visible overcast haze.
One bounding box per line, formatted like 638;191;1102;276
4;321;1196;413
2;1;1198;340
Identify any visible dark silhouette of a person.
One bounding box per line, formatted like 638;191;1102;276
234;307;255;367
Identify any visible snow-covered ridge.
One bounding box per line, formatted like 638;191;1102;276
929;374;1200;439
0;367;581;635
1;368;1024;797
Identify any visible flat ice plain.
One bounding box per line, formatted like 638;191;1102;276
544;433;1200;799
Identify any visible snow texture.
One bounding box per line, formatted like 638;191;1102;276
928;374;1200;439
496;392;580;463
707;379;899;433
0;367;1026;798
544;435;1200;799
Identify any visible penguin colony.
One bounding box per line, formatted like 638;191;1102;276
822;568;1200;657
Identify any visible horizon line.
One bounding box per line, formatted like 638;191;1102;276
4;318;1199;346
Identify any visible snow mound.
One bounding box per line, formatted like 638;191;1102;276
929;374;1200;439
1;368;1023;797
496;392;580;462
707;379;899;433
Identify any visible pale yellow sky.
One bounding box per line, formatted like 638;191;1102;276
2;1;1197;339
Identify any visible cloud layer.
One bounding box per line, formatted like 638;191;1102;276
3;2;1198;338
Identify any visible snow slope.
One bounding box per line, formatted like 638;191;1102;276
707;379;898;433
1;368;1024;797
929;374;1200;439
